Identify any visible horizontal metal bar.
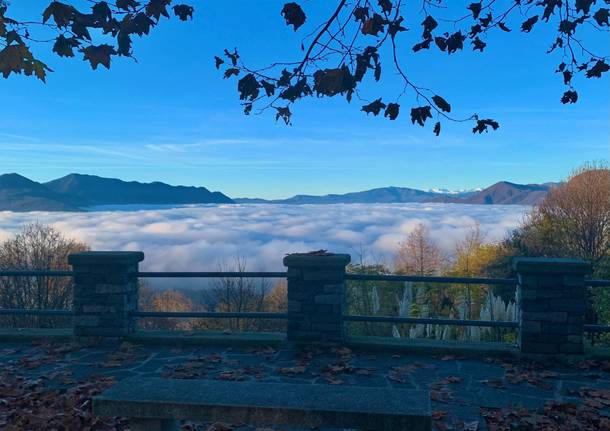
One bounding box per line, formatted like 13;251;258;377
0;271;75;277
584;324;610;333
345;273;516;285
343;314;519;328
137;272;287;278
587;279;610;287
0;308;72;316
132;311;288;319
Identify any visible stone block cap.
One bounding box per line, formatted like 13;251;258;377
512;257;591;274
68;251;145;266
283;251;351;268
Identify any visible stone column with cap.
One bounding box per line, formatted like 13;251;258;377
283;252;351;343
69;251;144;340
513;257;591;355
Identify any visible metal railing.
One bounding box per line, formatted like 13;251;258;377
345;273;516;285
0;269;608;333
585;278;610;333
137;271;286;278
344;273;519;329
587;279;610;287
135;271;288;321
0;270;74;317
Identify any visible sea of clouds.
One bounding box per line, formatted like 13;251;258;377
0;204;529;278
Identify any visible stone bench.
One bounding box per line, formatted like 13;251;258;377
93;377;431;431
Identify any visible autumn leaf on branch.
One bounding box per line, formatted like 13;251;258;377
80;44;116;70
275;106;292;125
116;0;140;11
92;2;112;22
52;35;80;57
473;118;499;133
0;44;51;81
224;48;239;66
586;60;610;78
472;37;486;52
361;98;386;115
279;77;312;102
467;2;482;20
281;3;306;31
313;66;356;99
223;68;239;78
521;15;539;33
146;0;171;21
237;73;260;101
353;7;369;23
362;13;386;36
261;80;276;97
575;0;595;14
42;1;76;28
378;0;392;14
384;103;399;120
173;4;194;21
560;90;578;104
593;8;609;26
410;106;432;126
432;95;451;113
388;17;407;39
433;121;441;136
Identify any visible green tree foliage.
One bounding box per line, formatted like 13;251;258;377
1;1;607;133
443;224;510;320
345;261;400;336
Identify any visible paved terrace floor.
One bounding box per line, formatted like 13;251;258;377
0;335;609;430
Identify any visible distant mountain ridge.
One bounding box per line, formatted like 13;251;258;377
0;172;557;212
45;174;232;206
433;181;552;205
0;174;79;211
235;182;558;205
0;173;233;211
238;186;477;205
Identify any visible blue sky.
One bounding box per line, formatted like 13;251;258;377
1;1;608;199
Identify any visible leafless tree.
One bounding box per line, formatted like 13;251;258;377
0;223;88;327
210;257;272;331
395;223;443;276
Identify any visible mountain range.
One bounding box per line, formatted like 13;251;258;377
0;173;232;211
235;182;557;206
0;173;557;212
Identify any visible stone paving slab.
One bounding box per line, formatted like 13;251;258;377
1;339;609;430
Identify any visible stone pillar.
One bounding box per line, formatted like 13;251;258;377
69;251;144;339
513;257;591;355
283;253;351;343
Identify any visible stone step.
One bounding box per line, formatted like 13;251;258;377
93;377;431;431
